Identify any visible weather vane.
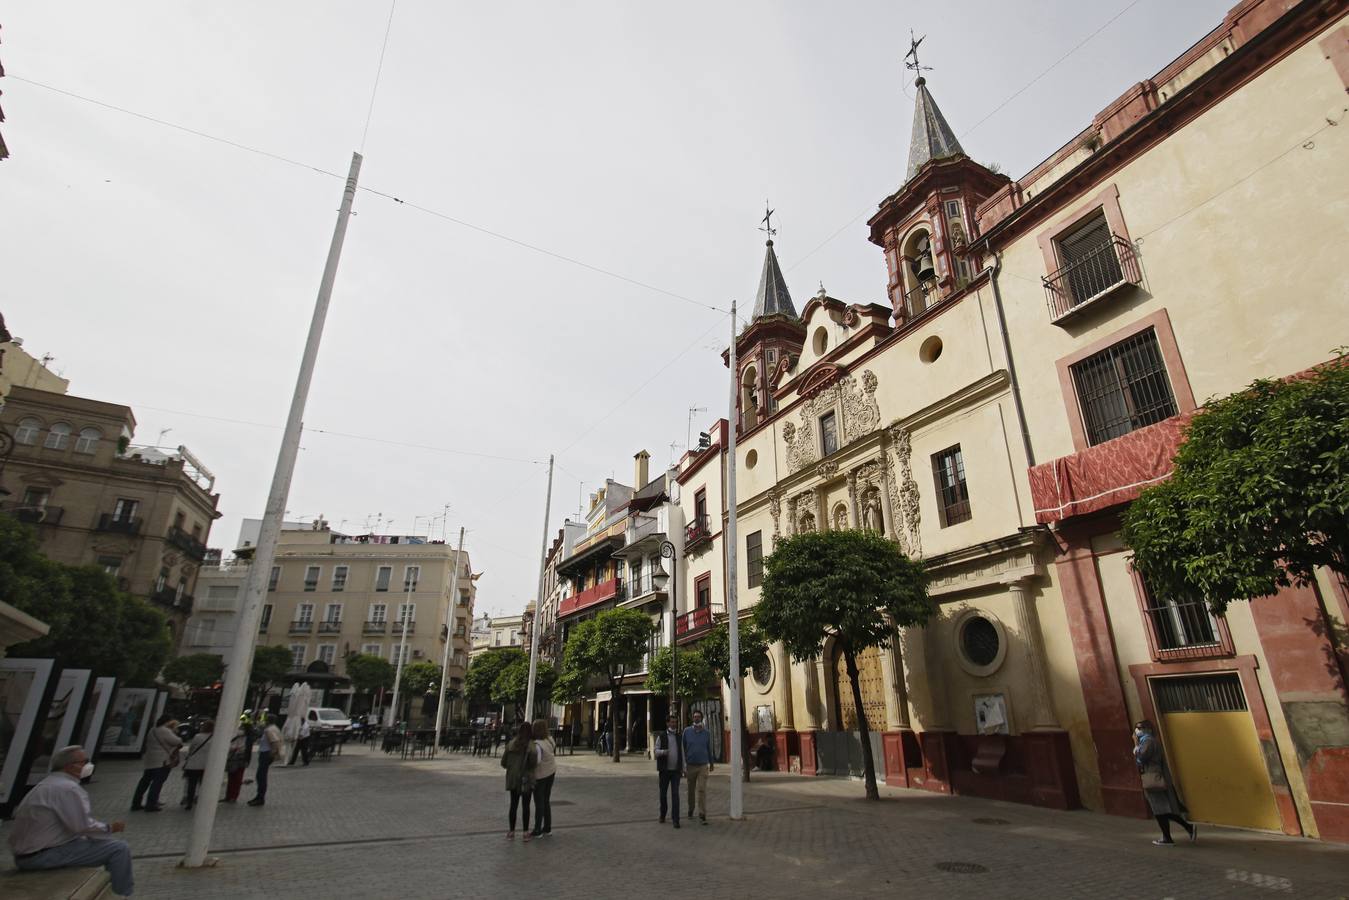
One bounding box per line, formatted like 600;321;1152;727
760;200;776;238
905;30;932;80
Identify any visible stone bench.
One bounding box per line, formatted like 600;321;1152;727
1;866;111;900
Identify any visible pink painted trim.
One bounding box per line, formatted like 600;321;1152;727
1321;24;1349;91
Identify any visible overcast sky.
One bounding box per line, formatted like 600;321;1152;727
2;0;1233;616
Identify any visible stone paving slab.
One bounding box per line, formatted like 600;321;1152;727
4;745;1346;899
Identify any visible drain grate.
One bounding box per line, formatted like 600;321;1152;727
935;862;989;875
971;817;1010;825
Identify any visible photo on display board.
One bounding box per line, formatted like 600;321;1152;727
0;658;57;806
99;687;157;756
79;677;118;761
27;668;93;784
152;690;168;725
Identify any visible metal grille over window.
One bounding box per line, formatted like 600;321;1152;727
961;616;1000;667
1148;597;1218;650
1154;673;1247;713
932;445;971;526
753;656;772;688
746;531;764;588
1071;328;1178;445
1043;212;1140;322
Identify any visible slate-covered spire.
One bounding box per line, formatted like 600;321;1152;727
906;76;964;182
752;238;797;320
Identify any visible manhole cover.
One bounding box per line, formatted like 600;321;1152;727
972;817;1010;825
935;862;989;875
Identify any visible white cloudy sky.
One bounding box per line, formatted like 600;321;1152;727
2;0;1231;615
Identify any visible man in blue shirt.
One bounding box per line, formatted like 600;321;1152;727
682;710;715;825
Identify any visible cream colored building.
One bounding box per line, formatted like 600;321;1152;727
666;0;1349;843
251;524;475;710
0;338;69;400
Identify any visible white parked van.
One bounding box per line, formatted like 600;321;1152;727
306;707;352;732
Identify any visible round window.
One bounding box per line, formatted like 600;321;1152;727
746;449;758;469
919;335;943;363
961;616;1000;667
812;327;829;355
752;656;773;688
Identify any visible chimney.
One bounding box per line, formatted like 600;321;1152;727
633;449;650;488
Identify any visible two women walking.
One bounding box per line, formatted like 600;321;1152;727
501;719;556;842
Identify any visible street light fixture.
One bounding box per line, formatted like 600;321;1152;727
651;539;678;723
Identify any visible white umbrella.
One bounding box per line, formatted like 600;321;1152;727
281;681;309;764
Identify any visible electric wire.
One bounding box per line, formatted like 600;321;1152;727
360;0;399;153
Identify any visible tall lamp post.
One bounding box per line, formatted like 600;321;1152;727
651;539;678;723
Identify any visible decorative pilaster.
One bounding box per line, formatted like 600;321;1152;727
887;423;922;557
768;490;782;545
846;469;861;527
1008;577;1059;729
784;494;798;538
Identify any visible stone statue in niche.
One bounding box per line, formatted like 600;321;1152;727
832;503;848;531
863;489;884;532
799;512;816;534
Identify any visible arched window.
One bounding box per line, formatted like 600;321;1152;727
14;417;41;445
74;427;101;454
43;422;72;451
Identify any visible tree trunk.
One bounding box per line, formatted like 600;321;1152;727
610;676;623;763
842;644;880;800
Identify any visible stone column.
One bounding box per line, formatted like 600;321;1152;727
879;636;908;730
846;469;861;527
899;624;947;730
775;642;795;729
785;495;798;538
814;488;828;534
1008;578;1059;729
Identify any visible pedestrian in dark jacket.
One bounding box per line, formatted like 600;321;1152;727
1134;720;1196;845
654;715;685;828
501;723;537;841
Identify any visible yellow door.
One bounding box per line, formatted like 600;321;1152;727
1154;674;1282;831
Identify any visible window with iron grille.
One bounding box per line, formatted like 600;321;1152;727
1055;211;1124;306
820;411;839;456
932;445;971;526
1071;328;1178;445
746;531;763;588
1153;673;1246;713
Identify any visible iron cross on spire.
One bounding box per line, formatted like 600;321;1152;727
760;200;776;238
905;30;932;80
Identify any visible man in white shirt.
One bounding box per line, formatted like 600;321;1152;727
8;745;133;897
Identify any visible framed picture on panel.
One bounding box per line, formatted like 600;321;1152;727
0;658;58;809
27;668;93;784
79;677;118;761
99;687;157;756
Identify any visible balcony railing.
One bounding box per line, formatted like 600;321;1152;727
150;588;193;615
97;514;141;535
676;606;714;638
393;621;416;635
899;280;941;322
363;620;387;634
1;503;64;526
1043;234;1140;323
166;525;208;561
289;620;314;634
1143;598;1234;661
318;621;343;634
684;516;712;551
558;577;624;618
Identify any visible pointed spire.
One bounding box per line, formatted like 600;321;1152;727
753;239;796;320
906;77;964;182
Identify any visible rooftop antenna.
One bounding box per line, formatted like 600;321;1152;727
905;30;933;84
686;406;708;456
157;428;173;448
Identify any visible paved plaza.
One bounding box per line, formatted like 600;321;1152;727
6;744;1347;899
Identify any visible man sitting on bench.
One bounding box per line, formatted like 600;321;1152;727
8;745;134;897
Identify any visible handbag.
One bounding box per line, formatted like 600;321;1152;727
1140;768;1166;790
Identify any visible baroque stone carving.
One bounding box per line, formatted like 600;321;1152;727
888;423;923;557
816;460;839;480
832;503;848;531
841;369;881;439
782;418;817;474
768;491;782;545
799;512;816;533
783;369;881;475
862;488;884;532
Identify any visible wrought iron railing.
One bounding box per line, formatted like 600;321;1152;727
393;621;416;635
685;516;712;549
318;621;343;634
676;605;714;637
289;620;314;634
2;503;64;526
97;513;140;535
363;620;387;634
166;525;208;561
1042;234;1140;322
900;280;941;322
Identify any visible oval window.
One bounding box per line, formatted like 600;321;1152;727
812;327;829;355
745;449;758;469
920;335;943;363
961;616;1000;667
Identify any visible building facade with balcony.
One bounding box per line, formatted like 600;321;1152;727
247;523;476;714
976;0;1349;842
0;384;221;640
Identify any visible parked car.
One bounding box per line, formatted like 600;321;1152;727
306;707;352;732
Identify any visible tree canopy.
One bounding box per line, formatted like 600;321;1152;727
557;608;654;761
465;647;526;703
1123;357;1349;612
700;620;769;687
249;645;293;692
644;645;713;702
346;653;395;695
1;517;172;685
757;528;930;799
399;660;443;694
161;653;224;689
491;656;557;714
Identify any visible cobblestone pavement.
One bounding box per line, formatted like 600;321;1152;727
5;744;1346;899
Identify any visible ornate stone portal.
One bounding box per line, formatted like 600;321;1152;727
784;369;881;474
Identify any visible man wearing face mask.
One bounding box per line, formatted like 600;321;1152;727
8;745;134;897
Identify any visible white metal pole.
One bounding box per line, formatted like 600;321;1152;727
183;151;362;868
433;527;466;748
524;455;555;720
389;574;415;727
726;299;744;820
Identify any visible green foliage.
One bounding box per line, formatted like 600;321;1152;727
756;528;929;800
161;653;224;689
644;645;713;702
465;647;526;703
699;620;770;687
2;518;172;685
1123;357;1349;612
557;608;655;761
345;653;395;694
491;656;557;709
249;645;293;693
550;666;587;705
399;660;443;694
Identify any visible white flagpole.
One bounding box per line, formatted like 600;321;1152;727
524;455;555;719
433;527;467;747
183;151;362;868
389;574;415;726
726;299;745;820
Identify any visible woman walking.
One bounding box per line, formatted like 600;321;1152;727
131;715;182;812
223;726;248;803
1134;719;1196;845
530;719;557;839
180;719;214;810
500;722;537;841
